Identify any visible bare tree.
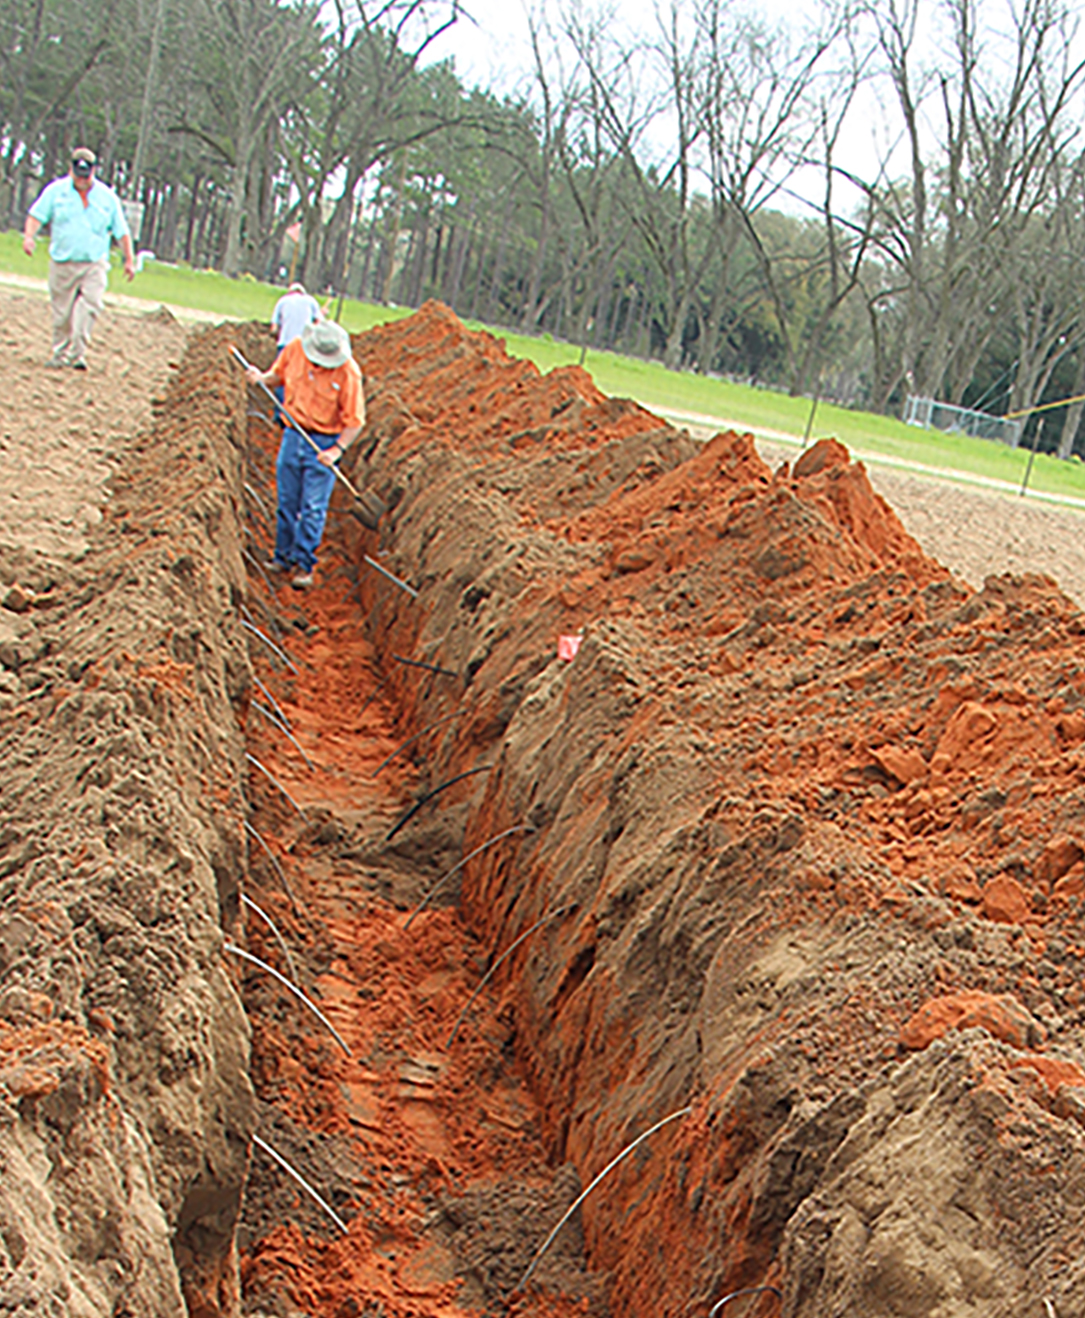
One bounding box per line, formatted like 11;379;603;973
695;0;848;389
862;0;1085;411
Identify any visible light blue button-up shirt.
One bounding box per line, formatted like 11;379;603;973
28;176;130;263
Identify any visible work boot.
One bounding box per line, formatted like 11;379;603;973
69;359;88;371
291;571;314;590
45;354;67;369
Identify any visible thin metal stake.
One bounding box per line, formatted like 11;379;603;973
385;764;492;842
392;653;459;679
1020;416;1043;496
244;481;274;524
246;752;308;820
514;1106;693;1293
252;701;317;772
801;390;819;449
241;597;285;648
709;1287;783;1316
372;709;463;778
253;674;291;732
241;892;299;982
406;823;535;928
251;1134;349;1234
243;820;299;913
241;619;298;673
358;673;389;719
241;548;278;603
363;554;419;599
446;903;574;1048
225;942;351;1056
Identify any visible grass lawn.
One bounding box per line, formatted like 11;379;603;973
5;231;1084;507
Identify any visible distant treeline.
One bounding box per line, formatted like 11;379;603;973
5;0;1085;450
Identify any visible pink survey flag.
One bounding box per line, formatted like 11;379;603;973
558;635;583;661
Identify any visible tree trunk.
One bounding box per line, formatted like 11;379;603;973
183;174;203;264
1058;351;1085;459
130;0;168;196
664;289;693;369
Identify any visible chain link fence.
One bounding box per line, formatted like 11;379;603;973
904;395;1022;447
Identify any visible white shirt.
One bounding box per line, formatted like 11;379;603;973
271;291;320;347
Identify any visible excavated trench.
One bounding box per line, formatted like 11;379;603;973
4;301;1085;1318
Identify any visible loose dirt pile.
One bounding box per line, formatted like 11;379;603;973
340;303;1085;1316
3;291;1085;1318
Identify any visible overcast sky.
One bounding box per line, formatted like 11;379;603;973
422;0;895;212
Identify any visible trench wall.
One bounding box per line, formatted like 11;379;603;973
0;326;263;1316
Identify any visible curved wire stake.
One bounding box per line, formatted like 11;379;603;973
363;554;419;599
251;1133;349;1234
372;709;463;778
241;548;277;601
385;764;493;843
244;480;273;524
241;892;299;982
392;653;459;679
709;1287;782;1316
246;752;307;820
224;942;351;1056
241;597;285;648
406;823;535;929
446;903;574;1048
358;672;389;719
514;1106;693;1294
253;674;291;732
241;618;298;673
243;820;299;913
252;701;317;772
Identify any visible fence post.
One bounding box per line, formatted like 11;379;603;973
1020;418;1043;496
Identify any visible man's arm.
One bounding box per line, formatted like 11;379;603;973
318;425;361;468
22;215;42;257
245;363;283;389
120;231;135;281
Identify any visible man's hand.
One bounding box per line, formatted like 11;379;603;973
22;233;35;257
244;365;264;386
317;444;341;469
123;255;136;281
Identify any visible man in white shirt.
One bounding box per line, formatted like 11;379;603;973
269;283;322;424
271;283;322;347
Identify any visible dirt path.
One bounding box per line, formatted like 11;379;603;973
0;283;187;574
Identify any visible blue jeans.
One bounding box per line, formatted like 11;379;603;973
274;427;338;572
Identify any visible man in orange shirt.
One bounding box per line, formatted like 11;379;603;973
245;319;364;589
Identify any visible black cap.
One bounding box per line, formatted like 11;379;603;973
71;147;96;177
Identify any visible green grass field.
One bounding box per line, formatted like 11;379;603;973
5;231;1084;508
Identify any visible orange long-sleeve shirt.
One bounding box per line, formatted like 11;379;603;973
271;337;365;435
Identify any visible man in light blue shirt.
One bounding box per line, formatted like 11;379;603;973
22;147;135;371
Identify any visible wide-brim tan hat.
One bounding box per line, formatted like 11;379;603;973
300;320;351;369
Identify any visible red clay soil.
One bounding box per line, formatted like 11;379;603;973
231;301;1085;1317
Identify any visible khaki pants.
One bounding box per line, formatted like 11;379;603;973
48;258;108;364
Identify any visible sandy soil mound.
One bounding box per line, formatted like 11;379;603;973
0;314;254;1314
